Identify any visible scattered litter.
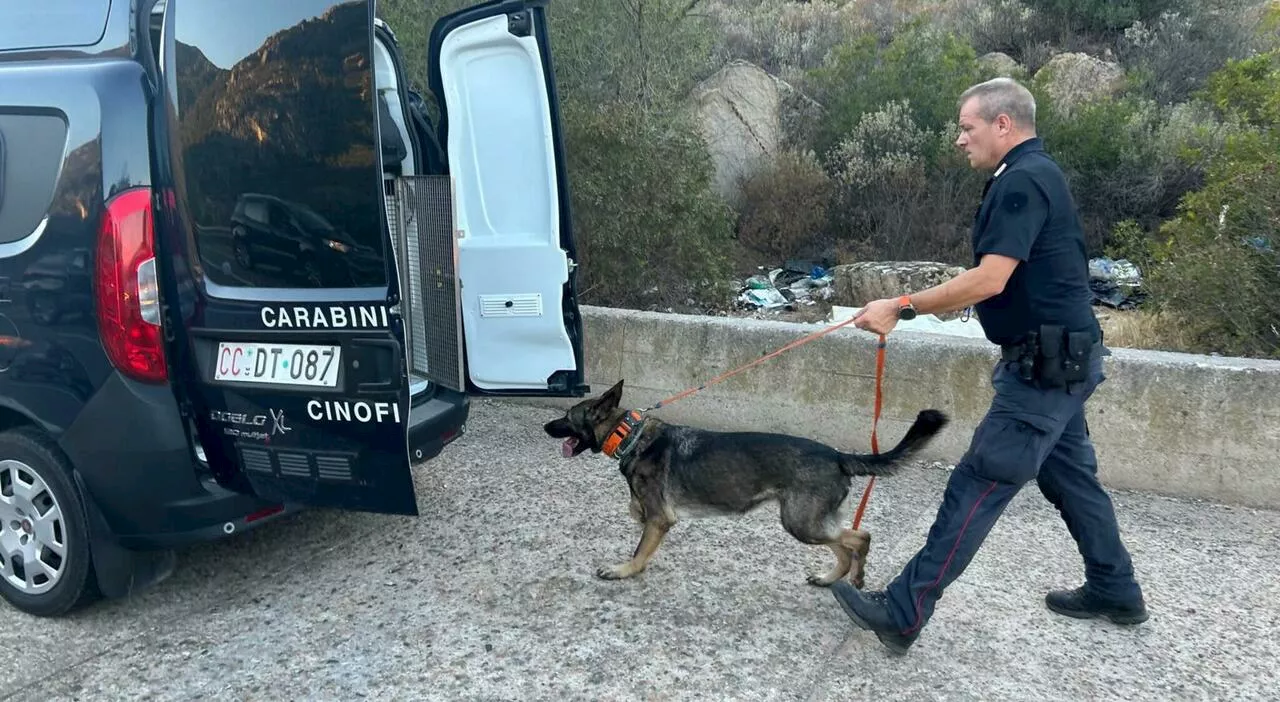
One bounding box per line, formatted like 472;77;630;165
1245;236;1272;253
739;286;789;309
1088;257;1146;310
1089;257;1142;287
736;263;834;312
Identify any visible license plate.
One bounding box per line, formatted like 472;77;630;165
214;342;341;388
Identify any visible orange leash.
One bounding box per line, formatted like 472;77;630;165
643;316;864;411
850;334;886;531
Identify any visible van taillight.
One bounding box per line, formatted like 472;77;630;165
95;187;167;384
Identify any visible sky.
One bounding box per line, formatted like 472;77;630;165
175;0;361;68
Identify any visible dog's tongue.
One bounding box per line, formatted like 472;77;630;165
561;437;578;457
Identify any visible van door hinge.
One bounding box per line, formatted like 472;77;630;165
507;11;532;37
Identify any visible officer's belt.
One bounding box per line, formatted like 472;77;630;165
1000;329;1104;389
1000;337;1103;360
1000;344;1023;362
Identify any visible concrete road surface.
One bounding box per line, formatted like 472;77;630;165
3;400;1278;701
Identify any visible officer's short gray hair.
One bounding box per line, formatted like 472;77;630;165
958;77;1037;132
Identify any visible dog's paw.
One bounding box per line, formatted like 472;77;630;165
595;564;633;580
806;573;837;588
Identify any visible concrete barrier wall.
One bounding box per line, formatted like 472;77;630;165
519;306;1280;511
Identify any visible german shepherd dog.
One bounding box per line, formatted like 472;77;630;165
544;380;948;589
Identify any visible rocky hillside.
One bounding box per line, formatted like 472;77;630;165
172;42;223;115
174;2;378;236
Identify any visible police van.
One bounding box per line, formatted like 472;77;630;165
0;0;586;616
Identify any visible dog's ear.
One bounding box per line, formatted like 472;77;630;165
592;379;624;411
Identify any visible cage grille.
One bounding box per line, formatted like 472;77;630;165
385;176;464;391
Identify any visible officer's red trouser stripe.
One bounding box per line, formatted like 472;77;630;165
902;478;1000;635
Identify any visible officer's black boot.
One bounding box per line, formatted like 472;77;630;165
1045;586;1148;625
830;581;919;655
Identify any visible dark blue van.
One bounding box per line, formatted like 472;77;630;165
0;0;587;616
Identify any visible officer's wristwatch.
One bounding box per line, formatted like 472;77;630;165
897;295;917;320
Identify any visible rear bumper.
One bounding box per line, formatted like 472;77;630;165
56;374;467;551
58;372;293;551
408;382;470;463
115;480;302;550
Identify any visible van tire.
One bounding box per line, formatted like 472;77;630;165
0;427;99;617
232;233;254;270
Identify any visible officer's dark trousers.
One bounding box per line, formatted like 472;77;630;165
883;351;1143;635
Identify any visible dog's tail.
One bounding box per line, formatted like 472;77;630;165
839;409;949;477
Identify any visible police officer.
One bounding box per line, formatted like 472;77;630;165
830;77;1147;654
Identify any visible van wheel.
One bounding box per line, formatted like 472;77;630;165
232;236;254;270
0;428;98;617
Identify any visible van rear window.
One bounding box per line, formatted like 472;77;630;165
0;1;111;52
171;0;389;290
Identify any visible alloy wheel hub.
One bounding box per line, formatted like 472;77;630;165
0;460;67;595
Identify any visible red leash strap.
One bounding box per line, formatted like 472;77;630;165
851;334;886;531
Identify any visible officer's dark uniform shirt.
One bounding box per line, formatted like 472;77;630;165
971;137;1099;347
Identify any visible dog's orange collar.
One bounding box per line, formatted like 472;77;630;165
602;410;644;460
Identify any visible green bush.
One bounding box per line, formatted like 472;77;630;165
824;100;983;264
562;100;735;310
706;0;949;79
1200;49;1280;128
736;149;833;259
1034;89;1240;254
1137;48;1280;358
704;0;862;78
547;0;721;110
944;0;1059;72
1143;129;1280;358
1029;48;1269;262
546;0;733;309
1117;1;1265;105
1023;0;1190;33
805;19;986;161
1105;219;1156;270
791;20;1001;264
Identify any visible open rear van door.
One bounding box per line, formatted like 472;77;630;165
149;0;419;515
401;0;588;398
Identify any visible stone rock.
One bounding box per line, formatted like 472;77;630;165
692;60;782;208
832;261;968;320
1033;52;1125;114
978;52;1026;78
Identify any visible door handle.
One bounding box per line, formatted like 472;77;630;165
349;338;403;393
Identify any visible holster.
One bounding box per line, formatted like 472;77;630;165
1001;325;1096;389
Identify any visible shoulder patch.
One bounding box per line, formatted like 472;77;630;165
1002;190;1029;212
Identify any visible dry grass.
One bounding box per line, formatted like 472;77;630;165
1095;308;1199;354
